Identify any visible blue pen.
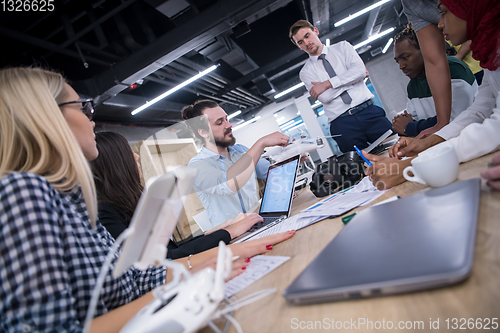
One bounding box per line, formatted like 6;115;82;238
353;145;372;166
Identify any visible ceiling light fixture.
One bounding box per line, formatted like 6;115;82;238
286;123;306;132
131;64;219;115
233;116;261;131
382;37;394;53
311;101;323;109
334;0;392;27
274;82;305;99
353;27;395;50
281;120;301;131
280;119;296;127
326;38;330;47
227;110;241;120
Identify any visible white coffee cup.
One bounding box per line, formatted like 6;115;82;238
403;144;459;187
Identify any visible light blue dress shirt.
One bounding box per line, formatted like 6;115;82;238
188;144;270;227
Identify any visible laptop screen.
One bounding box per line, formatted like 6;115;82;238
260;155;299;214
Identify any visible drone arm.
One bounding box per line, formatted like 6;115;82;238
209;242;232;302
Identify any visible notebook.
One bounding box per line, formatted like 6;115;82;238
231;154;300;243
283;178;481;304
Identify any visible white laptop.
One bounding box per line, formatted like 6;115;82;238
232;154;300;243
283;178;481;304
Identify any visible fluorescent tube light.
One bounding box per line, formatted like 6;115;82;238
287;123;306;132
281;119;294;126
280;119;296;128
334;0;392;27
311;101;323;109
281;120;302;131
354;27;395;50
280;120;298;131
326;38;330;47
233;116;261;131
274;82;305;99
227;110;241;120
382;37;393;53
131;64;219;115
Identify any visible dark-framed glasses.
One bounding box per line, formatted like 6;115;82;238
58;98;95;120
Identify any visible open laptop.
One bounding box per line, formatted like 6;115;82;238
283;178;481;304
232;154;300;243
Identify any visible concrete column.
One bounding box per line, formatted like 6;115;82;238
294;95;333;162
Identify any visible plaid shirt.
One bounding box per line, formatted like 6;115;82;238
0;172;166;332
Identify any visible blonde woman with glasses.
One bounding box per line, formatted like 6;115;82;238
0;67;294;332
0;67;168;332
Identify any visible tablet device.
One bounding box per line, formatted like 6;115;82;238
113;167;197;278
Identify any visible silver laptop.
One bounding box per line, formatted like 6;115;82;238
232;154;300;243
283;178;481;304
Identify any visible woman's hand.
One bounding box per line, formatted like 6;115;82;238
191;255;251;281
229;230;296;258
179;230;296;280
389;137;417;159
229;230;295;258
389;135;444;159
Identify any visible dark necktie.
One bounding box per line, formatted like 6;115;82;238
318;54;352;104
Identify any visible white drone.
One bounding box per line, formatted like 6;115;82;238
263;131;326;189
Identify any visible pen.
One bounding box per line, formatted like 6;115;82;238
353;145;372;166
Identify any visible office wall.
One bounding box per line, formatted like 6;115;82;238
101;50;409;149
95;124;177;145
365;48;410;120
233;112;281;148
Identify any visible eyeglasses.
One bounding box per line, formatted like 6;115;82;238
58;98;95;120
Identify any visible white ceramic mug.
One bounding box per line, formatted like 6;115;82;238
403;144;459;187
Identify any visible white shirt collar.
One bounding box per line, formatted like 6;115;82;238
310;44;328;61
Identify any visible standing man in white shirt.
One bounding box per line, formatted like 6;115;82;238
289;20;392;152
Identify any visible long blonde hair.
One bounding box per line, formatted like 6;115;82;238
0;67;97;226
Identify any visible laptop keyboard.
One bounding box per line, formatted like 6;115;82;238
249;216;285;231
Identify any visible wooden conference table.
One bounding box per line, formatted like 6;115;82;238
208;152;500;333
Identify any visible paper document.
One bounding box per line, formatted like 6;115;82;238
302;177;386;217
240;177;386;242
225;256;290;298
303;186;355;212
300;190;382;218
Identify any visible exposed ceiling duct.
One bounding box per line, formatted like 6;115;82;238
0;0;405;125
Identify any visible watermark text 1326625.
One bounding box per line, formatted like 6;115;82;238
2;0;55;12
